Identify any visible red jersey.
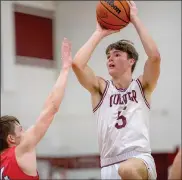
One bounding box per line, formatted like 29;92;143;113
0;147;39;180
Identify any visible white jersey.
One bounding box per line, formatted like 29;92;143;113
93;78;152;167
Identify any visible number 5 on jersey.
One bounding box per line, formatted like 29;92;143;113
115;111;127;129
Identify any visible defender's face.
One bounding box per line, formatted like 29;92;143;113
106;49;133;77
13;122;24;145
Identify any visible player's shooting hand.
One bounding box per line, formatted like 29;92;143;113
61;38;72;69
127;1;138;22
95;21;120;38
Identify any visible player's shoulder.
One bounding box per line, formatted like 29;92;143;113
1;147;15;156
132;75;148;91
1;147;15;163
137;75;154;92
136;75;145;88
96;76;109;94
137;75;143;82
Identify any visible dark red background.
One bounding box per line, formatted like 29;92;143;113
14;12;53;60
38;148;179;180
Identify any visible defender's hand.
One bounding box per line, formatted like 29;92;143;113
61;38;72;69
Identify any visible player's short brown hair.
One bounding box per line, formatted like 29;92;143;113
0;115;20;152
106;40;139;73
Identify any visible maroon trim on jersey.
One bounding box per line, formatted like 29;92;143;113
93;80;109;113
111;79;133;92
136;78;150;109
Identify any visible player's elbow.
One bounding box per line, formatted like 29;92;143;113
72;55;86;71
72;61;79;69
72;61;83;70
153;50;161;59
149;51;161;63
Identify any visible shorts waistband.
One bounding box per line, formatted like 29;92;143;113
101;150;150;168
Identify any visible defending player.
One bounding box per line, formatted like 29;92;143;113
0;38;72;180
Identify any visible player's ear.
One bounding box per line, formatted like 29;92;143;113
129;58;135;66
7;134;16;144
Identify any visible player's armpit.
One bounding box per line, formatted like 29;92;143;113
72;64;101;94
142;54;161;92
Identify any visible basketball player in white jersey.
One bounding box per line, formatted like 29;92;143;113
72;1;160;179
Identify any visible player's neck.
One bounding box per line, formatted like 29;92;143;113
112;72;132;90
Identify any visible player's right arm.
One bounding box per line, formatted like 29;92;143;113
15;38;72;155
72;22;119;94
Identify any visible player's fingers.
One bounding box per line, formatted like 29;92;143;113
63;37;69;45
68;41;72;52
62;38;67;47
62;38;71;49
66;39;72;48
126;1;132;7
63;37;71;45
63;40;72;56
130;1;136;7
69;51;72;59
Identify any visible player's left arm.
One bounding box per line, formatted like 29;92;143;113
128;1;161;92
16;38;72;155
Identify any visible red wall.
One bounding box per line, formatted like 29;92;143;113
14;12;53;60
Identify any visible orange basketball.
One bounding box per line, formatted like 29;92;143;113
96;0;130;30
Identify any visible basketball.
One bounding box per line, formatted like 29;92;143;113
96;0;130;30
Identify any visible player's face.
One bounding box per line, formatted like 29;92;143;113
13;122;24;145
106;49;133;77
